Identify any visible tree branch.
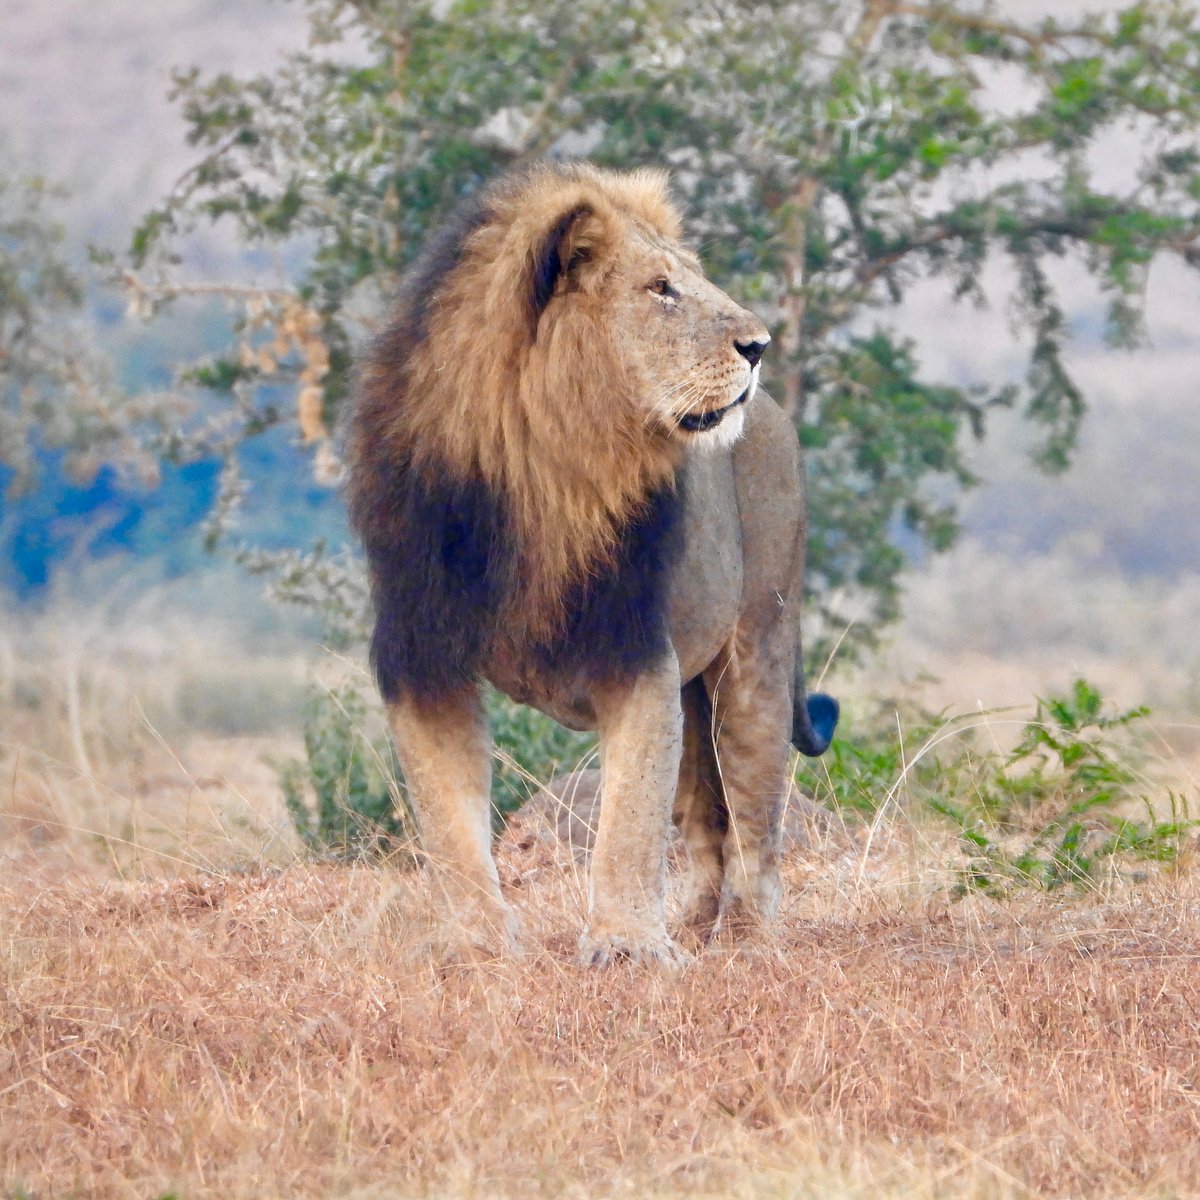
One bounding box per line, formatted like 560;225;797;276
890;3;1104;53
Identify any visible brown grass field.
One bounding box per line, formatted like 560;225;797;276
3;605;1200;1199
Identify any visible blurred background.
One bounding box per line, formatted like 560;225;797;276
2;0;1198;863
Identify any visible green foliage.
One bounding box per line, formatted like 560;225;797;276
486;688;596;821
800;331;997;626
280;683;411;858
796;680;1196;895
280;679;594;853
0;171;169;495
124;0;1200;652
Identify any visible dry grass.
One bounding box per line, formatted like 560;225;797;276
0;579;310;876
4;806;1200;1199
4;601;1200;1199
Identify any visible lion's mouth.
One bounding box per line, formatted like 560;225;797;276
677;388;749;433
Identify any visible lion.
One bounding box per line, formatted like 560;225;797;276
346;161;838;965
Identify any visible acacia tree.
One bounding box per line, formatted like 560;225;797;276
0;172;169;497
129;0;1200;643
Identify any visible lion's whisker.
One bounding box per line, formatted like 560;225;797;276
648;380;708;427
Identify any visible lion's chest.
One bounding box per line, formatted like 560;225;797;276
485;453;744;727
668;449;744;682
481;476;685;723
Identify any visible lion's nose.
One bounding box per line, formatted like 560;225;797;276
734;337;769;368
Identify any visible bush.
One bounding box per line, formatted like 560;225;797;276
284;673;1194;882
280;683;411;859
280;680;595;856
485;688;597;821
796;679;1197;895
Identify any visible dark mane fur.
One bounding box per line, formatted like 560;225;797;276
356;450;683;703
359;455;513;703
531;479;684;684
346;165;686;706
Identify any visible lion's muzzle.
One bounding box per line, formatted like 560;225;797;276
678;386;750;433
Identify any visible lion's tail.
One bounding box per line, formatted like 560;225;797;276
791;660;839;757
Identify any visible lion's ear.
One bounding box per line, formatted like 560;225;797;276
529;205;610;322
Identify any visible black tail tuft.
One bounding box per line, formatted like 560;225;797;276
792;692;839;757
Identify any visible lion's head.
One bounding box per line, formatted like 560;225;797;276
500;162;772;452
349;162;771;675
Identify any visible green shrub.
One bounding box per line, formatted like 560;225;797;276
280;683;411;858
486;688;597;821
284;673;1193;883
280;681;595;855
796;679;1196;895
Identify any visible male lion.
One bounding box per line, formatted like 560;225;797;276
347;162;838;965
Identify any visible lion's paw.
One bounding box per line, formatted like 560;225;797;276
676;890;721;946
432;903;524;966
577;926;689;969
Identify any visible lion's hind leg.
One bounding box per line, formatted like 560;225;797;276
387;688;521;961
703;653;792;940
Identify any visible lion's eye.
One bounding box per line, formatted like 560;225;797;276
648;278;673;298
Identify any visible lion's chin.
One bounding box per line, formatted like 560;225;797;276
677;387;750;452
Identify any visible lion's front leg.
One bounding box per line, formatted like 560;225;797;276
581;652;687;967
672;677;727;943
387;688;520;961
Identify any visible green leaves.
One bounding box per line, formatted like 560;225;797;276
795;680;1194;896
2;170;170;495
803;331;989;633
1050;57;1107;126
486;689;596;823
280;682;412;859
120;0;1200;652
279;677;596;854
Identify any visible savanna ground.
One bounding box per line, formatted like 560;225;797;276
3;579;1200;1199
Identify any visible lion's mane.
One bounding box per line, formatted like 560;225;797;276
347;163;691;704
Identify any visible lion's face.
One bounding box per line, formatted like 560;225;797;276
600;226;771;451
